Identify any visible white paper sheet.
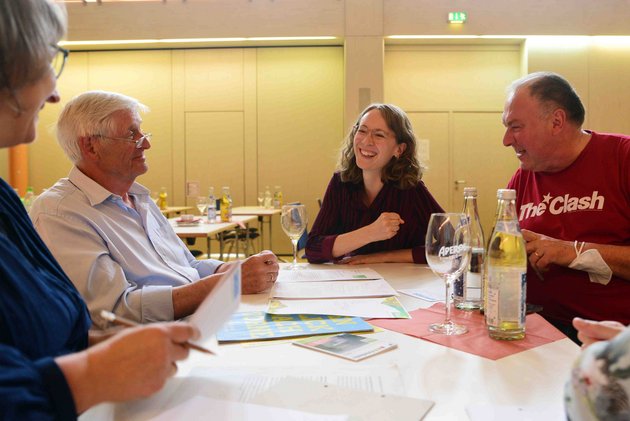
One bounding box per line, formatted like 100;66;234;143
267;296;410;319
277;268;383;283
150;395;349;421
189;262;241;344
251;378;433;421
466;403;565;420
398;284;446;302
110;365;408;421
272;279;397;299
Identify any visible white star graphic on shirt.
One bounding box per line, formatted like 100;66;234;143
542;193;552;204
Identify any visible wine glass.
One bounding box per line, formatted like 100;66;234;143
257;192;264;208
196;196;208;220
425;213;471;335
281;204;307;270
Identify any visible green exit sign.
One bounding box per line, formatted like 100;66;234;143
448;12;467;23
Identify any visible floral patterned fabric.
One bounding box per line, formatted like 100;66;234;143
565;327;630;420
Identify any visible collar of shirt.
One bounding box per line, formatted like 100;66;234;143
68;166;150;208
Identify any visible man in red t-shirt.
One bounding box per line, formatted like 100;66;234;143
502;72;630;343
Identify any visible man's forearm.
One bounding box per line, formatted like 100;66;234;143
172;273;222;318
586;243;630;281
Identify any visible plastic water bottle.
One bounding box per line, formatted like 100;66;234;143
485;189;527;340
158;187;168;210
23;186;35;212
207;186;216;223
220;186;232;222
263;186;273;209
454;187;485;310
273;185;283;209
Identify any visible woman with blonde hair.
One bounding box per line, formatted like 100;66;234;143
0;0;197;418
306;103;443;264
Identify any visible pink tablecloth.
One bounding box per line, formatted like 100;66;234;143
369;303;566;360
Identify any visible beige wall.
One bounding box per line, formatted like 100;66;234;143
64;0;630;41
23;46;343;255
5;0;630;255
385;45;522;235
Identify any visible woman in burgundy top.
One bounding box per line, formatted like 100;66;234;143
306;104;443;264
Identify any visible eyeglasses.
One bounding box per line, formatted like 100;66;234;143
51;44;69;79
353;125;392;142
96;131;152;149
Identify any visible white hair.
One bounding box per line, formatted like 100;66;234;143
0;0;66;90
57;90;149;164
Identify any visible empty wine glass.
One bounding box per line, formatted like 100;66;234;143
281;204;307;270
196;196;208;219
257;192;264;207
425;213;471;335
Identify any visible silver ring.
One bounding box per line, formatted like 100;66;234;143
269;273;274;283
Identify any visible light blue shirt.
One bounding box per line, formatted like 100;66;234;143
30;167;222;327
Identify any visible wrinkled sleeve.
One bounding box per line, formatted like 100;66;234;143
187;252;223;278
32;212;173;326
0;345;76;421
305;176;343;263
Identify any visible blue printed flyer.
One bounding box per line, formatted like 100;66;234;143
216;311;373;342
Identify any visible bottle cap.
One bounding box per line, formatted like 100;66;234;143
463;187;477;196
497;188;516;200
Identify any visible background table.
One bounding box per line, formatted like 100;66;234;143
160;206;194;218
170;214;257;259
232;206;281;251
81;263;580;420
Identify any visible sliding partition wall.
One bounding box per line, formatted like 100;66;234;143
384;44;522;235
31;46;344;254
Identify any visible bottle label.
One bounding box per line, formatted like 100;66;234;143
486;287;500;327
454;249;484;304
485;266;526;328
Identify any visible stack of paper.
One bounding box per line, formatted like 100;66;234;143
267;268;410;319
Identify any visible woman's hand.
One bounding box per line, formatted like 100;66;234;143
366;212;404;242
573;317;626;348
57;322;199;413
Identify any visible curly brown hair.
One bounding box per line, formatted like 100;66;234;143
338;103;422;190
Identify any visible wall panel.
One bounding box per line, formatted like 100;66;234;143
385;45;521;217
87;50;174;195
257;47;344;253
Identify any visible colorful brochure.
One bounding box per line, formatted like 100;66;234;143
293;333;397;361
216;311;373;342
267;296;411;319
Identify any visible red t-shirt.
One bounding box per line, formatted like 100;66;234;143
508;131;630;325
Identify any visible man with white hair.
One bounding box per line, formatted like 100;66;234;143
31;90;279;327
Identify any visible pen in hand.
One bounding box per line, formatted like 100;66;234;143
100;310;214;355
531;265;545;281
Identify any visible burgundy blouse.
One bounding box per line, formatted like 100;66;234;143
306;173;444;264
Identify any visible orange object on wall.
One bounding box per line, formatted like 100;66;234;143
9;144;28;197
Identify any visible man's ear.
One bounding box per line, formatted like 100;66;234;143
78;135;98;160
550;108;567;134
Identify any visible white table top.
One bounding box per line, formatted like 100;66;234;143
82;263;579;420
232;206;282;216
169;214;257;238
159;205;194;216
